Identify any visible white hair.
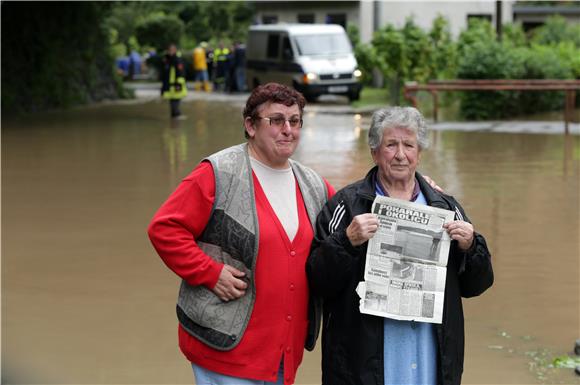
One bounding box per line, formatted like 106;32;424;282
368;107;429;151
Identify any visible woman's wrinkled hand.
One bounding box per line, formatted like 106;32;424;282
212;264;248;302
443;220;474;251
422;175;444;194
346;213;379;246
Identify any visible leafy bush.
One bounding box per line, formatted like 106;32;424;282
551;42;580;78
457;39;526;119
502;23;527;47
457;18;496;56
531;15;580;47
518;44;573;113
456;18;578;119
354;43;377;86
457;20;524;120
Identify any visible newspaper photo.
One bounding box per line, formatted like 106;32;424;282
355;195;455;324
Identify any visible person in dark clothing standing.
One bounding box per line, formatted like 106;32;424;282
161;43;187;119
306;106;493;385
231;41;247;92
213;41;231;92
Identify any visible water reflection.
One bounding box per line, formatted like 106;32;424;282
2;98;579;384
162;119;189;184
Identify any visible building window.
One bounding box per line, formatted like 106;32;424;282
297;13;315;23
262;15;278;24
521;21;544;33
467;13;492;24
326;13;346;28
266;34;280;59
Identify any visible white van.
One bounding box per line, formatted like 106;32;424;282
246;24;362;101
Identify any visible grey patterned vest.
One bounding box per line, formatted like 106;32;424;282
176;143;327;350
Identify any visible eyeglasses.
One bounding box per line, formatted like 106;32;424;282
257;116;303;129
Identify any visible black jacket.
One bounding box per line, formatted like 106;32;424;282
161;53;185;93
306;167;494;385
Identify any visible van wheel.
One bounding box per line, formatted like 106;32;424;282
348;90;360;102
305;94;318;103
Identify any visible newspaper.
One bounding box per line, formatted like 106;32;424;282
355;195;455;324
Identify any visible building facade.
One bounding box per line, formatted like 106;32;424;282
252;1;580;43
252;1;360;29
359;1;514;41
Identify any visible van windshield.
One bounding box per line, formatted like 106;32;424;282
294;33;352;56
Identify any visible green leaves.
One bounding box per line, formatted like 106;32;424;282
2;2;120;114
456;18;579;119
135;13;185;52
366;16;457;103
531;15;580;47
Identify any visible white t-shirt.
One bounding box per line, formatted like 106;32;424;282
250;157;298;241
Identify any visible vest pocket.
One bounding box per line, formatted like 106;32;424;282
177;242;254;347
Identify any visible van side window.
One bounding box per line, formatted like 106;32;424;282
282;37;293;61
266;34;279;59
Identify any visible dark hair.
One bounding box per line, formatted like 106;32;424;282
243;83;306;138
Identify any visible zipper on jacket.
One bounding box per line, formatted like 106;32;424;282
325;312;332;329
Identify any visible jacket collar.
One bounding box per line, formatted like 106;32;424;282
357;166;452;210
415;172;451;210
356;166;379;200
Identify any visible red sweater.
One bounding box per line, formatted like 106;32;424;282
148;161;334;384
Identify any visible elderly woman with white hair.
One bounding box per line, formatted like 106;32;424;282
306;106;493;385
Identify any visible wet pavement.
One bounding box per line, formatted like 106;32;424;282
2;90;579;384
125;82;580;135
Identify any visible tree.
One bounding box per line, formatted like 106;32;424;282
106;2;255;52
401;18;432;83
106;2;158;55
373;24;407;103
428;15;457;79
135;13;185;52
172;1;254;46
1;2;124;114
347;24;376;86
372;17;435;104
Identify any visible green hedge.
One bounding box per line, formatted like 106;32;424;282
456;18;578;119
350;16;579;119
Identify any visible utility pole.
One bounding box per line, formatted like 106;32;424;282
496;0;503;41
373;0;384;89
373;0;380;32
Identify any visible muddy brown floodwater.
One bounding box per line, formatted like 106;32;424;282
2;97;579;384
